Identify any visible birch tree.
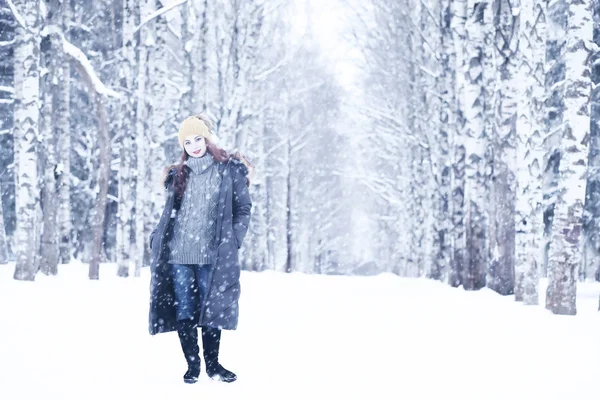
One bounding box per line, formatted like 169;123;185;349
414;0;439;279
450;0;468;287
88;93;110;281
132;0;154;277
487;0;519;295
0;194;7;264
146;10;171;266
514;0;545;304
583;0;600;283
432;0;456;281
462;0;488;290
542;0;565;280
11;0;42;281
55;0;71;265
116;0;137;278
545;0;592;315
180;0;196;116
39;0;71;276
39;15;59;276
0;4;15;260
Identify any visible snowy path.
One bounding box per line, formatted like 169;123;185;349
0;263;598;400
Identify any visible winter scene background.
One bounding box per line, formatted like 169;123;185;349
1;0;600;399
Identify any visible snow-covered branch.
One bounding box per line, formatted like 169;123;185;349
0;39;16;47
133;0;190;34
64;40;120;98
6;0;26;30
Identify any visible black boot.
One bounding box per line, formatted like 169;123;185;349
177;319;201;384
202;327;237;383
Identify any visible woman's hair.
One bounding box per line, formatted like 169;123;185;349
169;138;231;198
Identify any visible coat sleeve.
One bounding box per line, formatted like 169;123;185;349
231;162;252;249
150;168;177;251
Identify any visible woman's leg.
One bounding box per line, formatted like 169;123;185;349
202;326;237;382
194;264;212;317
170;264;201;383
194;264;236;382
171;263;198;321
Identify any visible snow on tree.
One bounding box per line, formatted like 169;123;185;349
11;0;42;281
450;0;468;287
462;0;489;290
545;0;592;315
116;0;137;278
0;4;16;263
514;0;546;305
583;0;600;283
53;0;72;266
0;174;7;264
487;0;519;295
433;0;456;282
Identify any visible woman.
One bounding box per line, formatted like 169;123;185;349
148;114;252;384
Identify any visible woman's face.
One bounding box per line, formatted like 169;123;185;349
183;135;208;158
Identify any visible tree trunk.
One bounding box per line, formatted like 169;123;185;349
0;192;7;264
89;95;110;280
201;0;209;111
181;0;197;115
433;0;455;282
584;0;600;283
12;0;41;281
542;0;565;281
117;0;137;278
482;0;496;293
285;129;293;273
449;0;467;287
133;0;152;277
146;10;169;268
514;0;545;305
462;0;488;290
546;0;592;315
39;0;69;276
420;0;439;279
57;0;72;265
39;19;59;276
487;0;519;296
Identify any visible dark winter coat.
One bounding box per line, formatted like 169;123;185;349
148;158;252;335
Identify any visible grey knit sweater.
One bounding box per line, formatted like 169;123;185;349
168;154;222;265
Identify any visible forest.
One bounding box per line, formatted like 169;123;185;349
1;0;600;316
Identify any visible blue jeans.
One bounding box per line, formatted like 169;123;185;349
169;264;212;322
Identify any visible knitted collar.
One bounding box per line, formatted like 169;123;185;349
186;153;215;175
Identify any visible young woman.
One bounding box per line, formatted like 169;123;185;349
148;114;252;384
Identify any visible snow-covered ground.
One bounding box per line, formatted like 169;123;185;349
0;262;598;400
